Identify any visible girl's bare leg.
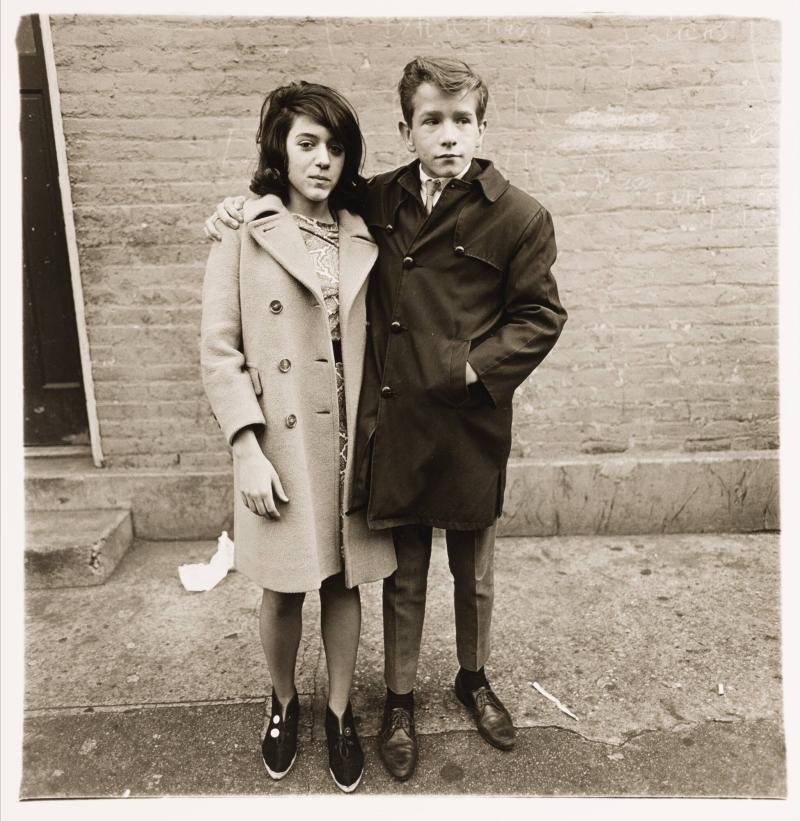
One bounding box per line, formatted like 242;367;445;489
259;588;305;712
319;572;361;717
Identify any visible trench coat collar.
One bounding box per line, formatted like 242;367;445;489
245;194;377;323
395;158;509;203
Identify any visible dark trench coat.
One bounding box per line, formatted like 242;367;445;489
349;158;567;531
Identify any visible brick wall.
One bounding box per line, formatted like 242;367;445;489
49;15;780;469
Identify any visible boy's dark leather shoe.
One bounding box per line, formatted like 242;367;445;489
454;674;516;751
378;704;418;781
262;690;299;779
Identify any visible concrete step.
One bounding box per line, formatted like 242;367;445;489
23;450;779;540
25;509;133;589
25;456;232;540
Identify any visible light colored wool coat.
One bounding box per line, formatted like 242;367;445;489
200;194;396;593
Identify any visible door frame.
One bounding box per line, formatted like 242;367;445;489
38;15;104;467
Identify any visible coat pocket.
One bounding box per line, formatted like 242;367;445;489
245;364;262;397
416;336;471;407
448;339;472;406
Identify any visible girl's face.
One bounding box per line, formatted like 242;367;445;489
285;114;345;206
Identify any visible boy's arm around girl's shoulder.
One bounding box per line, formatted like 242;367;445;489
200;222;266;446
466;203;568;409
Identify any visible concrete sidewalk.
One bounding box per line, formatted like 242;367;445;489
21;533;785;798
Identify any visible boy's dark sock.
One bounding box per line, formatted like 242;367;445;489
457;666;489;691
385;687;414;711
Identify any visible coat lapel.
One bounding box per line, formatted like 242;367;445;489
245;196;323;301
337;209;378;331
243;195;377;321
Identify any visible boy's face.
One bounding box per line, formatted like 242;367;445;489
399;82;486;178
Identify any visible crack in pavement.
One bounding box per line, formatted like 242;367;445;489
391;714;765;749
25;696;270;716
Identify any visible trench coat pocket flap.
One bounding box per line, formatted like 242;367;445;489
452;229;506;273
245;364;262;396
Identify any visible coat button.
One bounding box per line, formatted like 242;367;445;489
285;414;297;428
278;358;291;373
381;386;393;398
454;245;465;256
269;300;283;314
390;321;402;334
402;256;414;269
386;223;394;233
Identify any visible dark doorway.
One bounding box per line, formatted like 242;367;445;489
18;15;89;447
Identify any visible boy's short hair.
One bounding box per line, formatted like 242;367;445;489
398;56;489;125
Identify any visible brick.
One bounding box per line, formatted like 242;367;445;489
49;14;780;461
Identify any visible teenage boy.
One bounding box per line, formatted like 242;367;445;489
205;56;566;781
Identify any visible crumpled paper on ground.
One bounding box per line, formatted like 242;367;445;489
178;531;235;591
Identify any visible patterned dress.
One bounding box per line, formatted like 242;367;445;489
293;213;347;549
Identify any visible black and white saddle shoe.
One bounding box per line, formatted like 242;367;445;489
262;690;299;780
325;702;364;793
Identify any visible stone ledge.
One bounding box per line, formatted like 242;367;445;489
501;449;779;535
25;450;779;539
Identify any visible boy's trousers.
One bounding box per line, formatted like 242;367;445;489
383;522;496;694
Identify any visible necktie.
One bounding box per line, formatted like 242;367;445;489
424;178;443;214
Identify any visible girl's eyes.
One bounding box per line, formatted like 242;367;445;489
297;141;343;155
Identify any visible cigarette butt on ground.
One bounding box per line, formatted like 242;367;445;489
531;681;579;721
718;683;725;696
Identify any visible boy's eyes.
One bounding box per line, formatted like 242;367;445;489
421;117;473;126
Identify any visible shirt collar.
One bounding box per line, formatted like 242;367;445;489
419;161;471;186
397;158;509;203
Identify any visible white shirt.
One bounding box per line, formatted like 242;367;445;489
419;162;471;211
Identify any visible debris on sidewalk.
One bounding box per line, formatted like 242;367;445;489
178;531;235;592
532;681;579;721
718;683;726;696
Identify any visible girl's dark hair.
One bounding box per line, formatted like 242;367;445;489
250;81;367;214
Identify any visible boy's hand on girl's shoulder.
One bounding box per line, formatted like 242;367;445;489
203;195;246;241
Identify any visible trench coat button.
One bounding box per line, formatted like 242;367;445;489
402;256;415;269
278;358;291;373
269;299;283;314
381;386;393;398
454;245;465;256
386;223;394;233
390;321;402;334
285;414;297;428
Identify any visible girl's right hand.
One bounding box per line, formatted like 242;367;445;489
236;449;289;519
